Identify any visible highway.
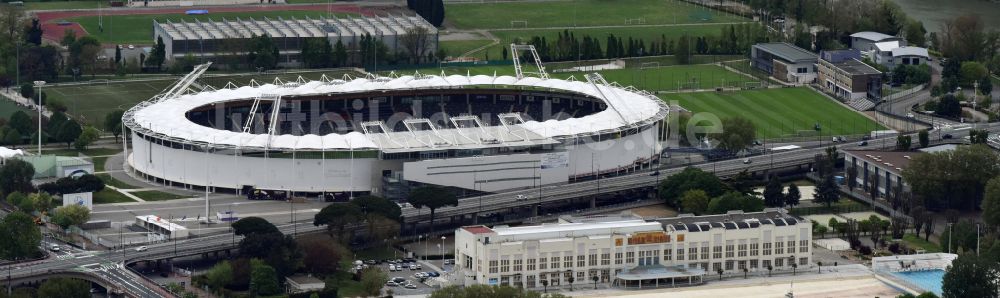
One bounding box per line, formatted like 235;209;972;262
399;124;997;225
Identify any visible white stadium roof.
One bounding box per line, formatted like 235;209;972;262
126;74;667;151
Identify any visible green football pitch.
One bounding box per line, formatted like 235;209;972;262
446;0;746;29
661;87;884;139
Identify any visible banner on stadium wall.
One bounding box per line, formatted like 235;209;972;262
540;152;569;169
62;192;93;210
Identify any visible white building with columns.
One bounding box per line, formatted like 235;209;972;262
454;209;812;289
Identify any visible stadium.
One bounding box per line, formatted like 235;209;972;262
122;56;669;200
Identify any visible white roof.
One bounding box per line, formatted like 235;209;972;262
851;31;895;42
135;215;187;232
874;41;900;52
0;147;24;159
491;219;663;242
126;75;667;151
891;46;929;58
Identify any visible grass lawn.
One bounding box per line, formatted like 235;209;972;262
446;0;746;29
41;147;122;157
93;188;136;204
98;173;138;189
71;11;356;45
484;24;731;56
92;156;107;172
440;40;495;59
903;233;941;253
0;97;33;120
46;69;358;126
130;190;190;201
662;87;885;139
24;0;103;10
391;63;753;93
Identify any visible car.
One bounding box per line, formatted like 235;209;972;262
515;194;530;201
392;277;406;283
388;265;396;271
135;246;148;252
410;264;418;270
415;264;422;270
403;257;416;263
742;158;751;164
858;141;868;146
443;259;454;265
649;171;660;176
127;44;135;49
366;260;377;265
48;244;60;252
385;281;398;287
427;272;440;277
404;283;418;289
862;135;871;140
414;272;426;278
943;134;953;139
832;137;839;143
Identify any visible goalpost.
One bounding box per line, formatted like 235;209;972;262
677;78;699;91
624;18;646;25
639;62;660;69
510;20;528;28
743;81;763;90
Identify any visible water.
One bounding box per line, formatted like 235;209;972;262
890;0;1000;32
891;269;945;296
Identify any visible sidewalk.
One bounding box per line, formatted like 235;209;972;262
0;89;52;118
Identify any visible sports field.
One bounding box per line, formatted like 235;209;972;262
46;69;361;126
71;11;356;45
470;24;730;59
662;88;884;139
0;96;33;120
440;40;496;60
446;0;746;29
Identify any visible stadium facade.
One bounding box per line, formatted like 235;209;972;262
122;64;668;199
152;15;438;66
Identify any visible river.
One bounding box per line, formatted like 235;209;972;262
890;0;1000;32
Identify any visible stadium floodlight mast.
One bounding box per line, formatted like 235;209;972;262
33;81;45;155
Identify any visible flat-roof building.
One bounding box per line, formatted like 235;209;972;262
850;31;905;54
817;49;883;107
751;43;818;84
152;15;438;67
454;210;811;289
841;146;957;198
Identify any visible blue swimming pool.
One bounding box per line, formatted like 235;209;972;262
891;270;945;296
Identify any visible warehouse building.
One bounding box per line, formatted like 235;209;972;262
152;15;438;67
454;210;811;289
751;42;818;84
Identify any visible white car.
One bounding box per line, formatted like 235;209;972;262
48;244;60;252
385;281;398;287
410;264;418;270
404;283;418;289
135;246;148;252
388;265;396;271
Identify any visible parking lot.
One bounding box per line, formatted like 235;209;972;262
355;258;454;295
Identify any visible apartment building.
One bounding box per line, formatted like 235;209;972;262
454;210;812;289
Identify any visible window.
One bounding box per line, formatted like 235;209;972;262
763;242;772;256
513;259;523;272
738;244;748;257
701;246;709;260
738;260;746;270
527;258;536;271
797;67;808;74
725;260;734;271
578;255;586;267
713;246;722;259
489;260;498;273
750;243;760;256
564;256;573;269
688;247;698;261
577;271;585;280
726;244;735;258
762;259;771;269
788;240;795;253
775;258;784;267
615;252;623;265
677;248;685;261
501;259;510;273
712;262;721;272
626;251;635;263
539;257;548;270
551;256;560;269
601;252;610;265
663;249;672;261
589;253;598;266
800;240;809;253
800;257;809;266
750;260;759;269
775;242;784;255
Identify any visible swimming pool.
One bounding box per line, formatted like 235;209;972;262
891;270;945;296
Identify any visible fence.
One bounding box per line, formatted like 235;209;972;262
883;84;926;102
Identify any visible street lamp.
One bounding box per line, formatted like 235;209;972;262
440;236;446;260
33;80;45;155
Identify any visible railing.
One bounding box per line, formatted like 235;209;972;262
884;84;927;102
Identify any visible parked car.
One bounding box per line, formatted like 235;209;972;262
410;264;418;270
649;171;660;176
385;281;398;287
415;264;422;270
392;277;406;284
742;158;752;164
858;141;868;146
943;134;953;139
404;283;418;289
49;244;60;252
427;272;440;277
388;265;396;271
443;259;454;265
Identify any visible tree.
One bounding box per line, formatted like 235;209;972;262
707;192;763;214
904;20;927;46
314;203;362;243
360;268;388;296
104;109;124;141
333;40;348;67
0;211;41;260
51;204;90;229
239;232;303;278
846;166;858;193
25;18;42;45
36;277;90;298
983;177;1000;229
942;253;998;298
408;185;458;235
351;195;402;240
232;216;279;236
205;260;233;293
658;167;728;207
3;129;21;146
249;258;281;296
918;130;929;148
713;117;755;154
969;129;989;144
73;126;99;150
0;159;35;195
55;120;81;148
814;175;840;208
762;176;784;208
960;61;989;87
785;183;801;208
896;135;911;151
674;35;691;64
298;238;342;276
8;110;32;136
935;94;961;118
248;34;279;70
828;218;840;236
903;144;1000;210
680;189;710;215
401;27;432;64
146;36;166;70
